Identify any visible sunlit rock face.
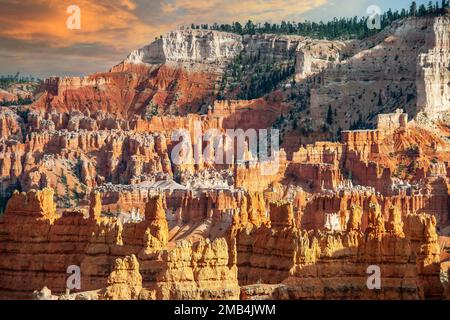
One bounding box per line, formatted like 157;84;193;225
238;204;443;300
122;29;243;69
416;16;450;116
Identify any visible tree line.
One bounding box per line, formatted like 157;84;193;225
190;1;449;40
0;97;33;106
0;72;39;89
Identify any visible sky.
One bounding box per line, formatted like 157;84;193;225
0;0;431;78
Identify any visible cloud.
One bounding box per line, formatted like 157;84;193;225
155;0;328;25
0;0;161;76
0;0;156;49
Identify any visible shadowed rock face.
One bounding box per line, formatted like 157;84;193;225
315;17;450;126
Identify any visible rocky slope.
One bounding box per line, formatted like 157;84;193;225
292;16;450;137
30;16;450;129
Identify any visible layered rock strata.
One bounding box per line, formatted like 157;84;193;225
238;202;443;300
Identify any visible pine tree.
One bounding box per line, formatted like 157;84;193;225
419;4;427;15
326;105;333;125
233;22;243;34
244;20;256;35
377;91;383;106
410;1;418;16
